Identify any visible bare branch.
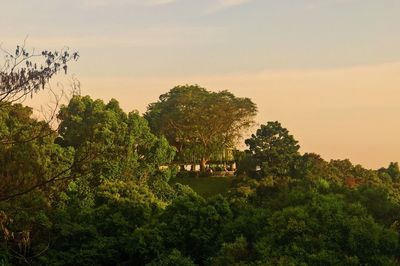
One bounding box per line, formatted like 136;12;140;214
0;41;79;105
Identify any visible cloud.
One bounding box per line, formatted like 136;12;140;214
2;25;222;49
208;0;252;12
80;0;178;8
218;0;252;7
145;0;178;6
305;0;360;10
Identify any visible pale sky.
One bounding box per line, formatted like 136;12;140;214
2;0;400;169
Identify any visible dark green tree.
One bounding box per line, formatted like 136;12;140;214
243;121;300;178
157;194;233;264
0;103;75;264
0;102;74;201
254;193;399;265
386;162;400;181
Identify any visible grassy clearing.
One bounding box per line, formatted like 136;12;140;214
171;176;233;198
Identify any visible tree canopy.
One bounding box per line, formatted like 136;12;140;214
56;95;176;185
0;102;74;201
145;85;257;170
242;121;300;178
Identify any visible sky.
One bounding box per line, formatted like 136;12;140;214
1;0;400;169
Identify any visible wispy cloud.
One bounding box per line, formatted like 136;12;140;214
208;0;252;12
81;0;178;8
305;0;360;10
218;0;252;7
3;25;222;49
145;0;178;6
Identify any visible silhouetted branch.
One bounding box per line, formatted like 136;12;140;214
0;41;79;105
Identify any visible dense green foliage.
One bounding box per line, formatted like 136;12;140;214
171;176;232;198
1;89;400;265
240;121;300;178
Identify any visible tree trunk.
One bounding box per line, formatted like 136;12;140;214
200;158;207;172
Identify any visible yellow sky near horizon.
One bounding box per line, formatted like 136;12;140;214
23;61;399;169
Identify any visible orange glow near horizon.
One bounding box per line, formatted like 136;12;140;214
27;62;400;169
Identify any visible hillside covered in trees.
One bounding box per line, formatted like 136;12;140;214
1;86;400;265
1;46;400;266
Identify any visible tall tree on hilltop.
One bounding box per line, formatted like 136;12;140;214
145;85;257;171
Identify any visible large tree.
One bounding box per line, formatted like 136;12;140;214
145;85;257;171
57;95;176;184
